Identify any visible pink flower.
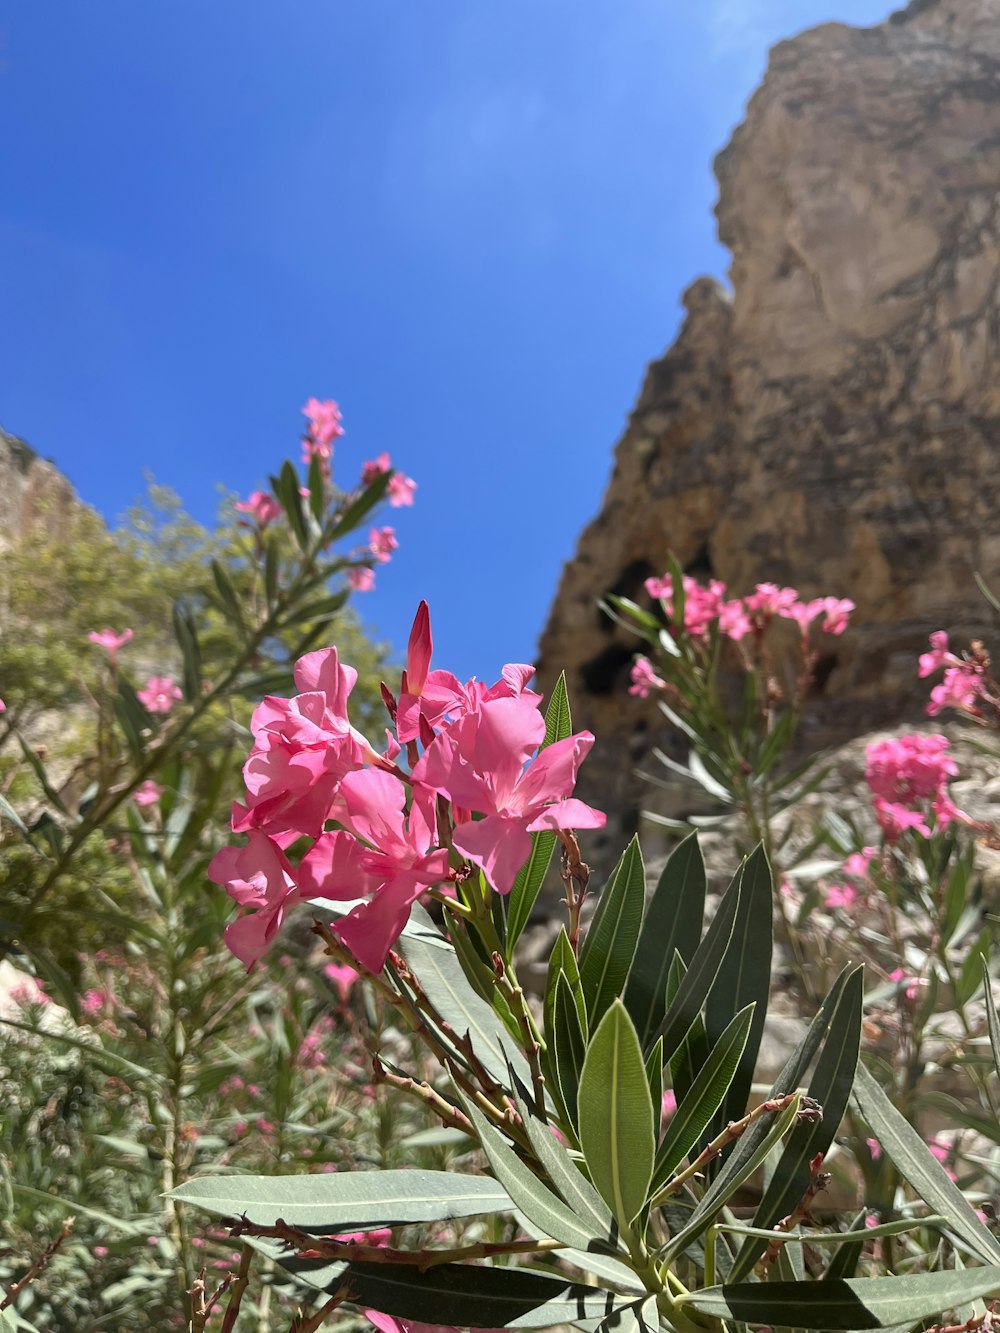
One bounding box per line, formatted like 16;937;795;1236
661;1089;677;1121
817;597;855;635
866;1136;882;1161
628;656;666;699
324;962;359;1002
9;978;49;1008
369;526;398;564
843;847;877;881
138;676;183;715
866;734;966;840
645;574;728;639
412;695;605;896
395;604;538;745
235;491;281;528
719;599;752;640
299;771;451;971
780;599;825;635
208;831;303;969
919;631;954;678
366;1311;503;1333
88;628;134;663
823;883;857;911
744;583;799;620
94;1246;109;1258
133;780;163;808
0;698;5;714
81;988;107;1016
348;566;376;592
387;473;417;507
875;800;932;842
301;398;343;456
926;1135;958;1181
889;968;925;1003
928;665;984;717
361;453;392;486
231;647;370;839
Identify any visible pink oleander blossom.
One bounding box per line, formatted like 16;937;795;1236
866;733;967;841
919;631;954;678
362;453;392;486
208;830;303;969
719;599;753;640
369;526;398;564
298;771;451;972
301;398;343;454
744;583;800;620
88;628;134;662
889;968;926;1003
232;647;372;839
817;597;855;635
843;847;877;881
81;989;107;1016
235;491;281;528
629;656;666;699
646;574;728;639
133;780;163;808
366;1310;503;1333
348;566;376;592
387;473;417;507
138;676;182;714
412;695;605;896
823;883;858;911
395;602;538;745
324;961;359;1001
927;665;984;717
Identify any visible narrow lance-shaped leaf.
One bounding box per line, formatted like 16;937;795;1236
652;1003;755;1189
680;1266;1000;1331
579;838;646;1028
728;966;864;1282
624;830;706;1048
982;957;1000;1083
578;1001;655;1226
544;926;587;1042
172;600;202;702
255;1242;641;1330
702;845;773;1148
853;1061;1000;1266
548;971;587;1128
463;1101;616;1253
170;1169;513;1230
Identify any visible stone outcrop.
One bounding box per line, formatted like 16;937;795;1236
537;0;1000;864
0;428;80;550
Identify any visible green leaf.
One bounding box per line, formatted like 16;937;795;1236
644;1037;663;1132
325;469;391;543
982;957;1000;1082
853;1061;1000;1265
650;859;743;1064
601;594;662;637
544;927;587;1044
516;1093;619;1243
624;831;706;1048
464;1101;617;1252
703;845;773;1143
172;598;202;702
12;1183;148;1236
549;972;587;1127
958;929;994;1005
507;674;574;947
679;1265;1000;1330
728;966;863;1282
170;1169;513;1230
652;1004;755;1188
15;734;71;817
263;533;280;607
579;838;646;1027
210;559;247;633
272;460;309;550
254;1241;640;1329
578;1001;654;1226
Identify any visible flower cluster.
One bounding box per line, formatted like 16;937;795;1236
301;397;344;468
643;572;854;644
865;733;965;842
209;602;605;973
919;631;989;717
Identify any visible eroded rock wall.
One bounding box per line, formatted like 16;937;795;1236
537;0;1000;864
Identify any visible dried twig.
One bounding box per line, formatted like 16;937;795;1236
0;1218;74;1310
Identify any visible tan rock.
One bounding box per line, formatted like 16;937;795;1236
537;0;1000;866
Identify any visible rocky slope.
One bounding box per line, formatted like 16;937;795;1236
537;0;1000;863
0;428;80;550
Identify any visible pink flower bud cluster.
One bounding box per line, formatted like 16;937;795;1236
918;631;987;717
865;733;966;842
644;573;854;643
628;655;667;699
235;491;282;529
209;602;605;973
361;452;418;508
301;397;344;468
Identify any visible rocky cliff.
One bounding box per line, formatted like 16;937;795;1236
537;0;1000;863
0;428;80;550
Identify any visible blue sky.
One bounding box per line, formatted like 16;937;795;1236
0;0;892;685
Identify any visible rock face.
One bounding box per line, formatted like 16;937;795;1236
537;0;1000;865
0;428;80;550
